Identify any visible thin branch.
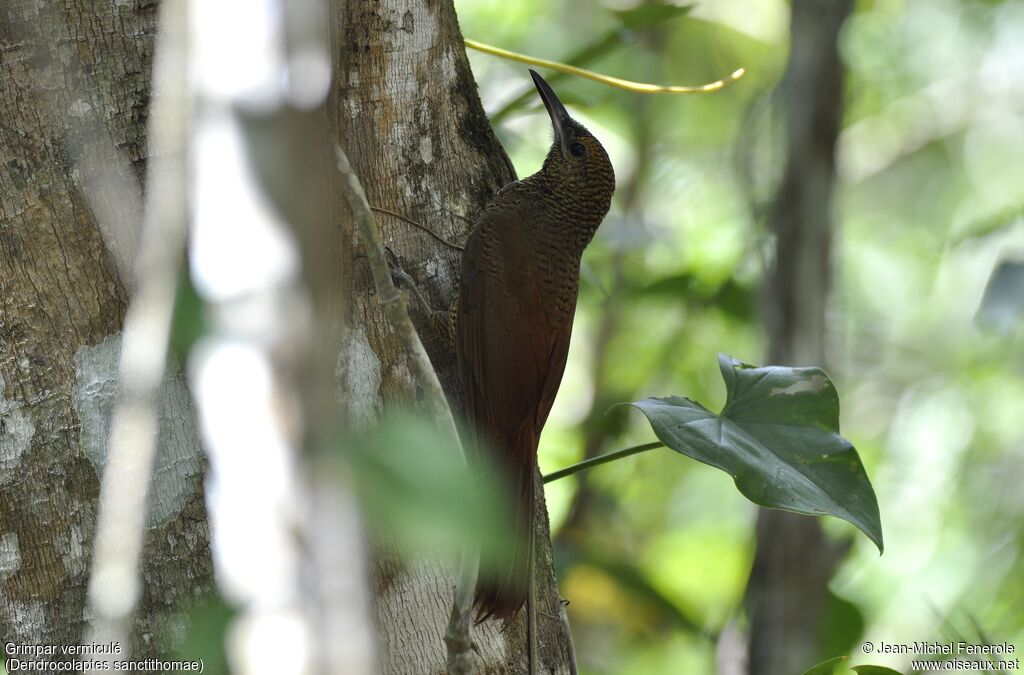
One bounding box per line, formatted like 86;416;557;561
335;143;478;675
464;38;745;94
543;441;664;484
83;0;189;669
489;31;620;124
371;205;465;251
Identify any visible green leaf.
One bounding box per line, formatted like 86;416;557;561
952;203;1024;244
173;594;234;674
627;272;699;298
615;1;694;29
169;274;207;361
822;590;867;665
802;656;851;675
630;355;883;552
800;658;905;675
625;273;755;321
976;260;1024;334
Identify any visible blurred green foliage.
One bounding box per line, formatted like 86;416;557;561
455;0;1024;672
169;272;207;363
173;595;235;675
335;414;513;569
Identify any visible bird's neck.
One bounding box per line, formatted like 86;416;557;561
521;171;611;255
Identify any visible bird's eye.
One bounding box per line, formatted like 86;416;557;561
569;142;587;158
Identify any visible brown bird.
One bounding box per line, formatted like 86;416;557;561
459;69;615;621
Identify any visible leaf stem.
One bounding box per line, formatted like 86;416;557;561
543;441;664;484
464;38;745;94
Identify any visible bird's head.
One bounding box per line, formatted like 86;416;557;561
530;69;615;206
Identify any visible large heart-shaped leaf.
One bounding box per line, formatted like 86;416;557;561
630;355;883;552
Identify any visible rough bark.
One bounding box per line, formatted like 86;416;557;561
746;1;854;674
1;0;575;669
330;1;575;672
0;0;212;660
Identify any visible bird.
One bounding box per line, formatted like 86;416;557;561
458;69;615;621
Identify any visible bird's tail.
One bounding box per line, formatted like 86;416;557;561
473;432;536;623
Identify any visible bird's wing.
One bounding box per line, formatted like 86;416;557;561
456;204;573;453
457;200;576;621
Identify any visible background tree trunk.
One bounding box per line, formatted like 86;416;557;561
330;1;575;672
745;1;854;674
0;0;212;661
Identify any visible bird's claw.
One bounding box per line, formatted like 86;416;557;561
384;246;411;286
384;246;434;315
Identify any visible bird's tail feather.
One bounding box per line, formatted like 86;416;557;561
474;434;535;623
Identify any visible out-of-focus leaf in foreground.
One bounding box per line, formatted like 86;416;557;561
337;415;511;566
630;355;883;552
169;273;207;361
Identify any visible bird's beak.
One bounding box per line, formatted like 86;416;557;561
530;69;572;150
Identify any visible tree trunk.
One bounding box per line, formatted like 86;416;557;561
0;0;212;661
745;1;854;674
1;0;575;670
330;1;575;672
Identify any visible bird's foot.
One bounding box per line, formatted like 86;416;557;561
385;246;456;346
384;246;434;315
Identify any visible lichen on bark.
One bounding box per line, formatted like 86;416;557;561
0;0;212;657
